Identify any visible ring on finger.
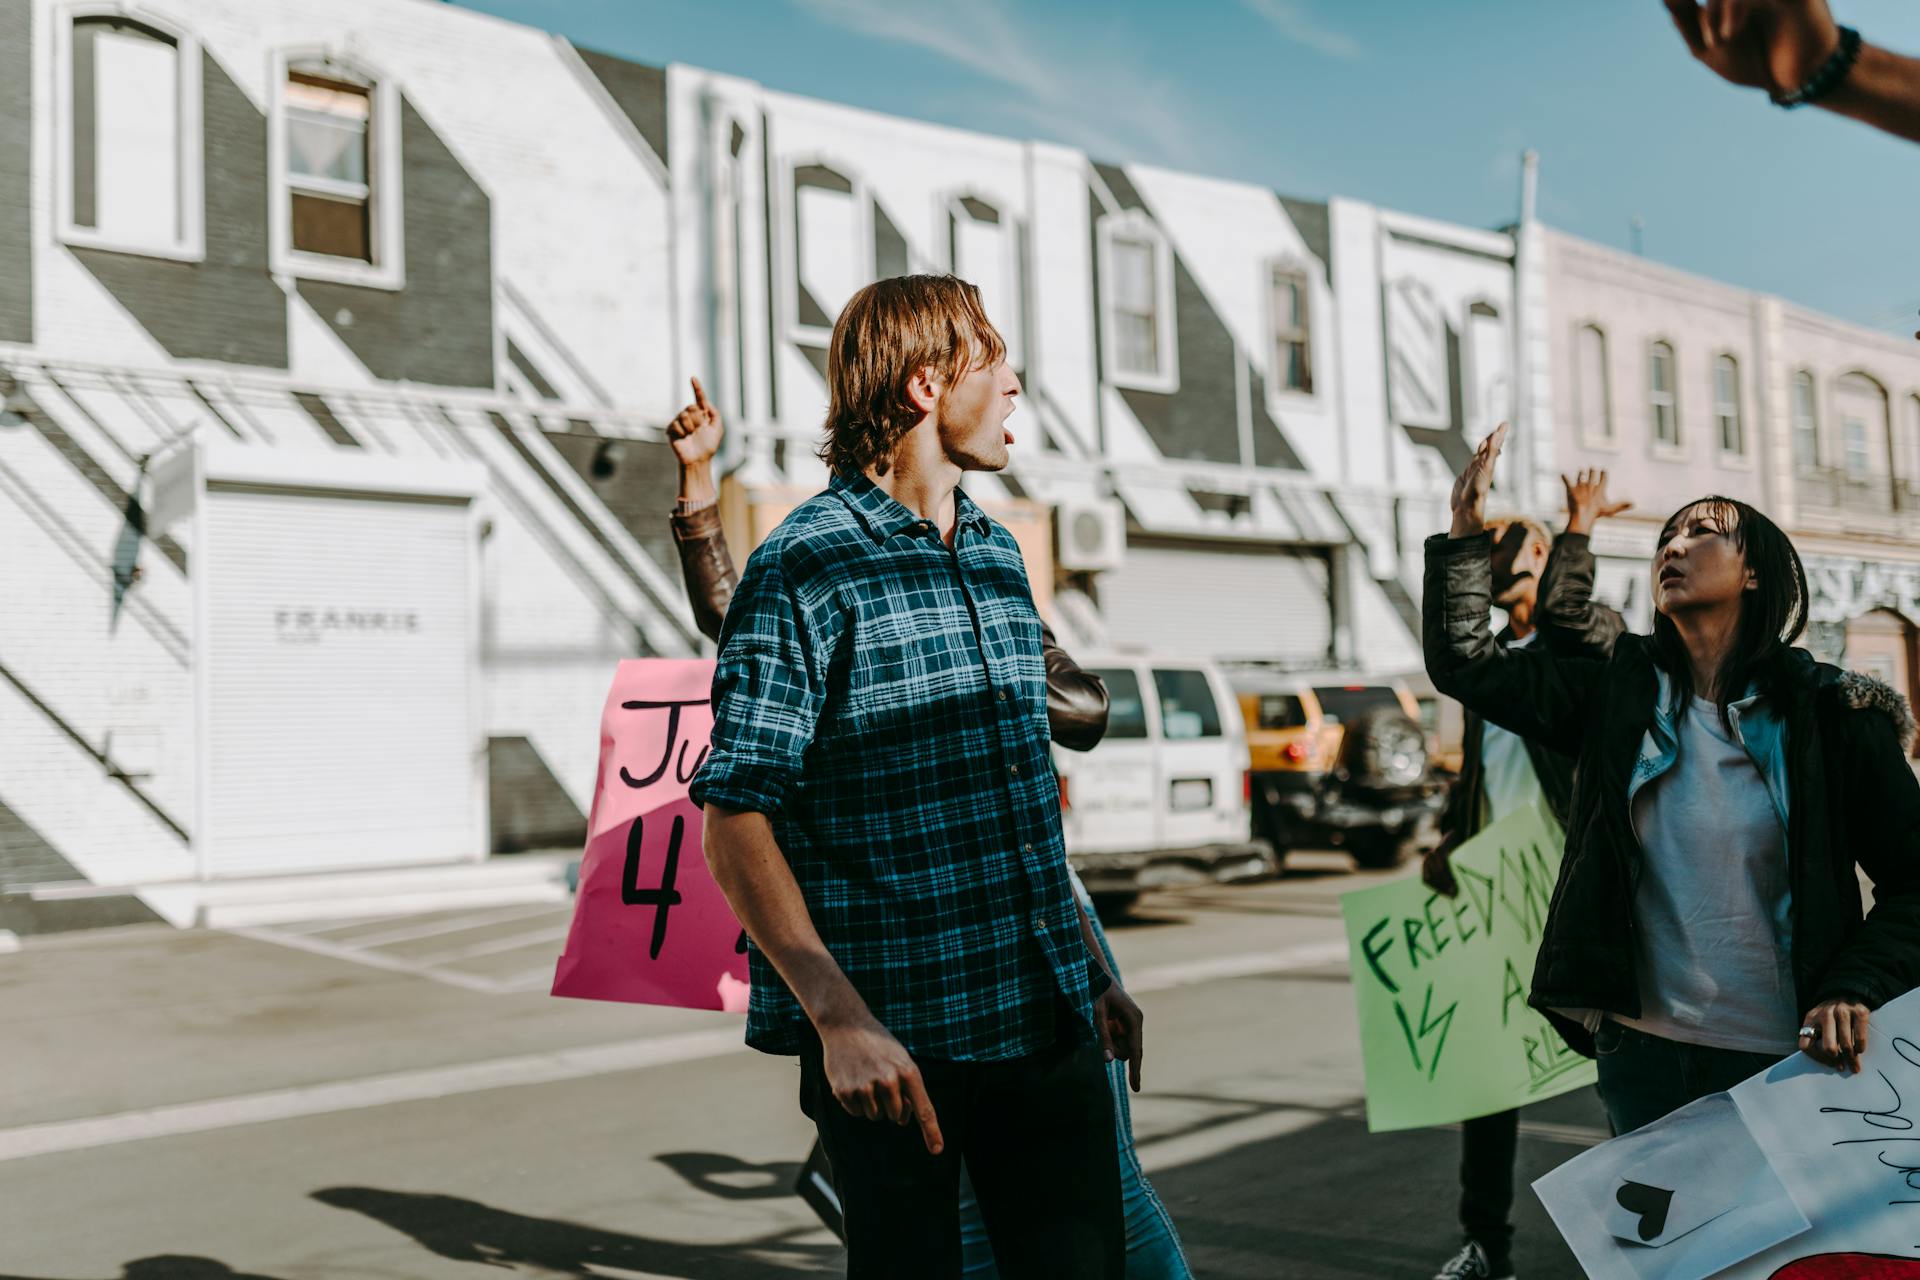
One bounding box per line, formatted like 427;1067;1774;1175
1799;1026;1817;1038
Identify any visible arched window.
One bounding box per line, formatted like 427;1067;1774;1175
1575;324;1612;444
1792;369;1821;470
59;8;203;259
1713;353;1745;456
1648;340;1679;450
271;51;402;287
1835;372;1890;480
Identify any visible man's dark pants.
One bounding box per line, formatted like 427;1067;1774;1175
1459;1108;1518;1269
798;1016;1124;1279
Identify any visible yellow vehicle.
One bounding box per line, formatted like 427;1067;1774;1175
1227;667;1447;870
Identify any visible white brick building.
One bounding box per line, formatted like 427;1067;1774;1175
3;0;1907;919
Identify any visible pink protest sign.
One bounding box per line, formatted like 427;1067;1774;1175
551;659;750;1012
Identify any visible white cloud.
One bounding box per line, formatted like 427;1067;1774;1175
787;0;1223;167
1238;0;1362;61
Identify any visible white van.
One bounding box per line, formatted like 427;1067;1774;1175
1054;653;1275;915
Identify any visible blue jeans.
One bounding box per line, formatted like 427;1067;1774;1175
956;876;1192;1279
1593;1019;1785;1135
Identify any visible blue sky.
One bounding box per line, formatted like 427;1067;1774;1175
453;0;1920;336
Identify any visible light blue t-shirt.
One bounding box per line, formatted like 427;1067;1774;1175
1480;632;1546;826
1619;695;1799;1054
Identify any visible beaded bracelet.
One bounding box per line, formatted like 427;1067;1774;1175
1772;26;1862;108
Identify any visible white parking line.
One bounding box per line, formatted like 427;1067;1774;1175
227;925;503;993
342;903;566;950
261;915;399;938
1125;940;1350;993
410;924;572;968
0;1027;748;1163
238;916;1350;1001
496;964;562;993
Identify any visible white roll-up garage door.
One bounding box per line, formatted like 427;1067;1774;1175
200;484;479;876
1099;538;1334;664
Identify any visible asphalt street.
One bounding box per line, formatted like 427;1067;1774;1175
0;854;1611;1279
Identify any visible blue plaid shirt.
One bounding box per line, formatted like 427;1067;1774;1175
690;471;1096;1060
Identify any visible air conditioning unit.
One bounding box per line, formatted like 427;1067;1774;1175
1056;498;1127;573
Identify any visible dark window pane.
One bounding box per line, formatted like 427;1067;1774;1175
1256;694;1307;729
1281;340;1309;391
1091;668;1148;740
70;19;99;229
1153;669;1222;740
292;190;370;261
1311;685;1400;726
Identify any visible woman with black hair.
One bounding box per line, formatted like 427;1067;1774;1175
1427;425;1920;1135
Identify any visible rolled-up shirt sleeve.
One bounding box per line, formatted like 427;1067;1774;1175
689;542;823;817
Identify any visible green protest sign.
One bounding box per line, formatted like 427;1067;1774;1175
1339;803;1596;1133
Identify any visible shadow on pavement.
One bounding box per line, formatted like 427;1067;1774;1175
655;1151;806;1201
1146;1087;1605;1279
0;1260;286;1280
312;1186;839;1278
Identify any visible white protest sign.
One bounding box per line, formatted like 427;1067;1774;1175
1536;1090;1808;1279
1536;987;1920;1280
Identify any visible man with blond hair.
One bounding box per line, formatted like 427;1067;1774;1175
693;275;1136;1277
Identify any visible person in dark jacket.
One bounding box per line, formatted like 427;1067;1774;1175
1421;472;1629;1280
663;377;1192;1279
1428;424;1920;1143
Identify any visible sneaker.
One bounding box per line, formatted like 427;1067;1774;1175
1432;1241;1515;1280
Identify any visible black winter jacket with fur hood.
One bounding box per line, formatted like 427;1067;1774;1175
1426;531;1920;1058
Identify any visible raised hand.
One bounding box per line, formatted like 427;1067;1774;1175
1561;468;1633;536
1662;0;1840;96
667;376;724;469
1449;422;1508;538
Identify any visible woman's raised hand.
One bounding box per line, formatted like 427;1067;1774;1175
1449;422;1508;538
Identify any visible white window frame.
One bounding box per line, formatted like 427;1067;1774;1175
1791;368;1822;471
1096;211;1178;394
945;192;1024;370
53;3;205;263
1712;351;1750;465
1647;338;1683;460
781;154;873;347
1574;322;1615;450
1264;259;1314;400
267;47;405;291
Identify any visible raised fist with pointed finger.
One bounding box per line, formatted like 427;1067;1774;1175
667;376;724;469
